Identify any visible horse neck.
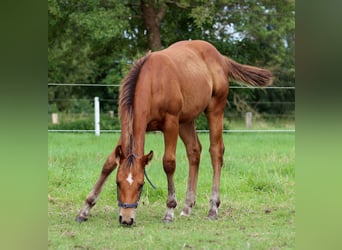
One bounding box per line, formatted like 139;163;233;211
120;112;147;157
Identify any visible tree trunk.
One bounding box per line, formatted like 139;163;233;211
141;0;167;51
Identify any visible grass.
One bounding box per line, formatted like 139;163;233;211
48;132;295;249
225;117;295;130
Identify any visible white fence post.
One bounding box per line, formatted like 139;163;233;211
94;97;100;136
245;112;252;129
51;113;58;124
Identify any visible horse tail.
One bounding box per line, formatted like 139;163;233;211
225;57;273;87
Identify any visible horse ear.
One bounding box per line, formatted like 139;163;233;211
114;145;123;164
143;150;153;166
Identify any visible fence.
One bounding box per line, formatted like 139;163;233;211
48;84;295;134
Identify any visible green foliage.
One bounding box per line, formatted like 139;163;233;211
194;113;231;130
48;113;121;130
68;99;94;114
49;119;94;130
48;0;295;115
194;113;208;130
48;0;131;111
48;103;58;113
190;3;216;28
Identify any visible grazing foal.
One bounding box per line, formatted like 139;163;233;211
76;40;273;225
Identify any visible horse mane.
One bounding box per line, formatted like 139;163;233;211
118;52;151;164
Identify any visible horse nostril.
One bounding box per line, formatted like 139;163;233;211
128;218;134;226
120;218;134;226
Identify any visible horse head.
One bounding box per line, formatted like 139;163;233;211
114;145;153;226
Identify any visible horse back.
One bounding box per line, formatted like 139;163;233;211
137;40;229;123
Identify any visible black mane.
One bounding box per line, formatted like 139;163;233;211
118;52;151;162
119;52;151;116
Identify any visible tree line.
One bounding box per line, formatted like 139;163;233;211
48;0;295;117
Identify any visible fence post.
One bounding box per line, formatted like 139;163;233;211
245;112;252;129
51;113;58;124
94;97;100;136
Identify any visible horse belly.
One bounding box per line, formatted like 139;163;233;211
179;81;212;121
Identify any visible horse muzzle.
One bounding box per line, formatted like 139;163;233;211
119;207;136;226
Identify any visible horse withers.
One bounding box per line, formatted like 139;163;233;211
75;40;273;226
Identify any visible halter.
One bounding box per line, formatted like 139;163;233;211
117;182;144;209
117;169;156;209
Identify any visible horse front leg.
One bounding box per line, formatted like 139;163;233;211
162;116;179;223
75;147;118;222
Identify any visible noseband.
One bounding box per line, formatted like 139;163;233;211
117;182;144;209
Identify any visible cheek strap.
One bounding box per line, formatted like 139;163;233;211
117;168;156;208
117;182;144;209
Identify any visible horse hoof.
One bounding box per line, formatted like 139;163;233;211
207;210;218;220
180;207;191;217
75;215;88;223
162;215;173;223
180;211;189;217
162;219;173;223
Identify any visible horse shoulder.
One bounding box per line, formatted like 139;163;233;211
139;53;183;117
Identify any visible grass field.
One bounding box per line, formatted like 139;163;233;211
48;132;295;249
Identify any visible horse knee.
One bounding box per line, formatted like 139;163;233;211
101;165;113;176
101;154;117;176
190;155;200;167
86;196;97;207
188;145;202;166
209;143;225;167
163;157;176;174
209;142;224;156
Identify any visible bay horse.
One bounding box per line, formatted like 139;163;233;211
76;40;273;226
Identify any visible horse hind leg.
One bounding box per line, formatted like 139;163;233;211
179;121;202;217
206;100;226;220
75;148;118;222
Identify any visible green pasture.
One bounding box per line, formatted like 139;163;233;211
48;132;295;249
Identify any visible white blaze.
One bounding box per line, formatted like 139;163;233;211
126;172;134;185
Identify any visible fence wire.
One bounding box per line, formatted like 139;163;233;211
48;83;295;133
